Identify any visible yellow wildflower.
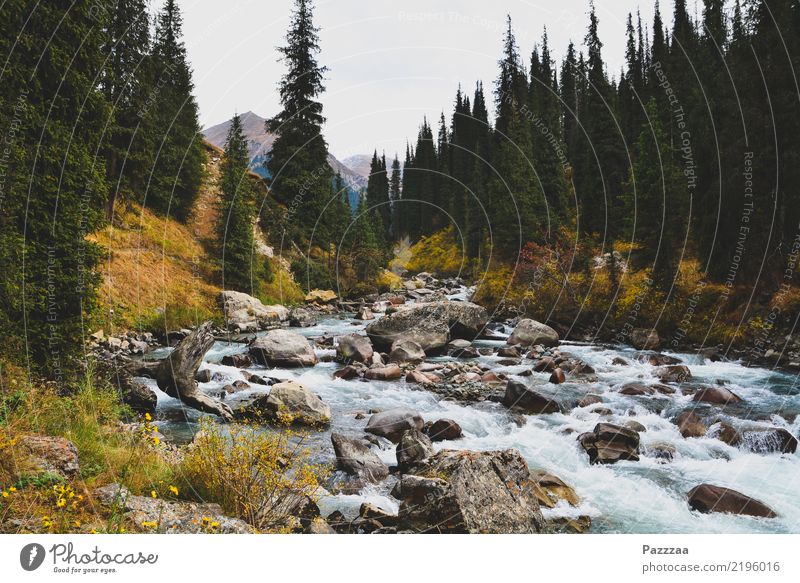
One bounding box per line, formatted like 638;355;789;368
144;412;152;421
150;490;157;499
1;491;8;498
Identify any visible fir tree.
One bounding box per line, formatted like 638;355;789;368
266;0;333;247
146;0;204;222
217;114;258;293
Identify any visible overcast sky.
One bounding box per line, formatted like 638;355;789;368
179;0;679;160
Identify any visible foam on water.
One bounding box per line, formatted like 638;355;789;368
142;310;799;533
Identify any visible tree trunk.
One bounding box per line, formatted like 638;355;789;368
154;321;234;421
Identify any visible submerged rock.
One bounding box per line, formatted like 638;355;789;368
578;423;640;464
687;484;776;518
530;470;580;508
507;319;559;347
249;329;318;368
397;449;544;533
654;365;692;383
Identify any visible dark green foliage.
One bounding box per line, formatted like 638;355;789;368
145;0;204;221
217;114;259;293
0;0;109;378
266;0;334;248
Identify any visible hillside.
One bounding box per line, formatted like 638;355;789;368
90;140;303;333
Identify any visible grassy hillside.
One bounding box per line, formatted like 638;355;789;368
90;141;303;334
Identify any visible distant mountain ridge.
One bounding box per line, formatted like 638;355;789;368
202;111;367;209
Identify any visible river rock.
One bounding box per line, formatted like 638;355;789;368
389;339;425;364
289;307;317;328
707;422;741;446
630;328;660;350
18;435;80;478
396;429;435;471
619;382;656;396
365;408;424;442
674;410;706;438
655;365;692;383
740;428;798;454
693;386;743;405
330;433;389;483
116;376;157;415
355;306;375;321
577;394;603;408
249;330;318;368
687;484;776;518
636;352;681;366
406;370;433;384
305;289;338;304
221;353;252;368
336;334;374;364
497;346;521;358
364;363;403;381
397;449;544;533
533;356;557;372
333;365;361;380
502;380;561;414
425;419;463;441
239;381;330;426
549;368;566;384
195;369;213;383
218;290;288;330
530;470;580;508
578;423;640;464
93;484;251;533
646;442;677;462
366;301;488;351
507;319;559;347
624;420;647;432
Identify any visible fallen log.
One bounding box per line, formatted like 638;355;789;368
155;321;233;421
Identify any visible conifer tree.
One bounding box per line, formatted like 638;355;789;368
266;0;333;247
389;156;402;239
217;114;258;293
146;0;204;221
0;0;109;376
100;0;152;219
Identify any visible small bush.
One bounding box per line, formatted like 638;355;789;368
406;227;468;277
178;418;326;532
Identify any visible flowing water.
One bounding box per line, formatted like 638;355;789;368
142;308;800;534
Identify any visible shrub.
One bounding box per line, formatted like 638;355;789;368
178;418;326;532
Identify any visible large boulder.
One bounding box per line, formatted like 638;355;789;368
397;449;544;533
630;328;660;350
330;433;389;483
238;381;330;426
365;301;488;351
687;484;776;518
289;307;317;328
502;379;561;414
507;319;559;348
365;408;424;443
389;339;425;364
693;386;743;406
336;334;374;365
578;423;640;464
396;429;435;471
18;435;80;479
218;290;288;330
249;329;318;368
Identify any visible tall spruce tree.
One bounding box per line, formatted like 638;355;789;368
146;0;204;222
388;156;402;239
266;0;333;247
0;0;109;376
217;114;258;293
99;0;152;219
